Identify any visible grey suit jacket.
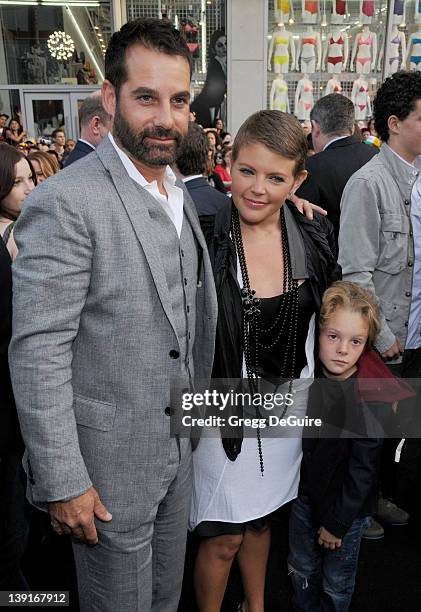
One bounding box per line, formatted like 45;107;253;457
9;137;217;531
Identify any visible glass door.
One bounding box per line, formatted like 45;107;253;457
24;89;99;141
24;92;72;141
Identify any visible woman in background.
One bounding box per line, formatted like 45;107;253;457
6;119;27;146
0;143;35;589
214;117;224;135
28;150;60;184
207;147;227;194
213;146;232;191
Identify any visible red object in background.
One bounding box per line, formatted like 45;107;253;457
336;0;346;14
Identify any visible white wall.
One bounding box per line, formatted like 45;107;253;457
227;0;267;135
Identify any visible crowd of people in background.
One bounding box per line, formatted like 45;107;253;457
0;112;76;166
1;16;420;612
0;90;382;206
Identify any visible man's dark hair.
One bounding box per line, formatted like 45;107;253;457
51;129;64;139
79;95;111;128
105;18;192;97
176;123;208;176
310;94;355;137
373;70;421;142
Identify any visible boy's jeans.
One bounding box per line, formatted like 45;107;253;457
288;495;369;612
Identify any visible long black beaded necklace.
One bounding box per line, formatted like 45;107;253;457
231;205;300;475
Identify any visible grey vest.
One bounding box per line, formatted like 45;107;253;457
145;199;198;378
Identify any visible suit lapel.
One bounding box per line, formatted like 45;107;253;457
96;139;179;341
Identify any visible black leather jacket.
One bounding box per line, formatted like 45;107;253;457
200;200;341;460
300;374;382;539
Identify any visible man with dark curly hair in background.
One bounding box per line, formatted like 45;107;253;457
338;70;421;539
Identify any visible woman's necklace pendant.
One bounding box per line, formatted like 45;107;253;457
240;288;261;319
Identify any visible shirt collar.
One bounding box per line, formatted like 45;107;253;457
182;174;204;183
108;132;176;188
78;138;95;150
323;135;349;151
383;143;417;170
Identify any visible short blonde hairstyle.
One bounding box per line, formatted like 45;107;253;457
28;151;60;179
232;110;308;177
319;281;381;351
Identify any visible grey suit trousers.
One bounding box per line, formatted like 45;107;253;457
72;439;191;612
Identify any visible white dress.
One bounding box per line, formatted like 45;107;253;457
189;314;315;530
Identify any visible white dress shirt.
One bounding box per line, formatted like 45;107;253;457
108;132;184;237
79;138;95;150
182;174;203;183
323;135;349;151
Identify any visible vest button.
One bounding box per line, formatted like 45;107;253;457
406;291;411;297
404;199;410;205
184;278;188;286
408;261;414;267
165;407;172;416
405;321;408;327
169;350;180;359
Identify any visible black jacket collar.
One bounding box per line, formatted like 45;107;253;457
324;135;360;151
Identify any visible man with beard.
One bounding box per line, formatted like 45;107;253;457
9;18;217;611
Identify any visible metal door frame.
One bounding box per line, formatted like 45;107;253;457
23;87;100;140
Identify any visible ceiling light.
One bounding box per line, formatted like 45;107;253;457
48;31;75;60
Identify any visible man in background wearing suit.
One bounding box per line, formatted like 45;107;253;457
176;122;230;216
9;18;217;611
64;91;111;167
296;93;378;247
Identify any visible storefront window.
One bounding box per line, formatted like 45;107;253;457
0;88;20;120
125;0;226;127
267;0;390;124
399;1;421;75
0;0;111;85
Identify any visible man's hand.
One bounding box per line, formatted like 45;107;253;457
317;526;342;550
381;338;402;361
49;487;112;545
289;194;327;220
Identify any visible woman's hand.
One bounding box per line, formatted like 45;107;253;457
317;526;342;550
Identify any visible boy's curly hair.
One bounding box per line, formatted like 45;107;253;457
373;70;421;142
320;282;381;351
